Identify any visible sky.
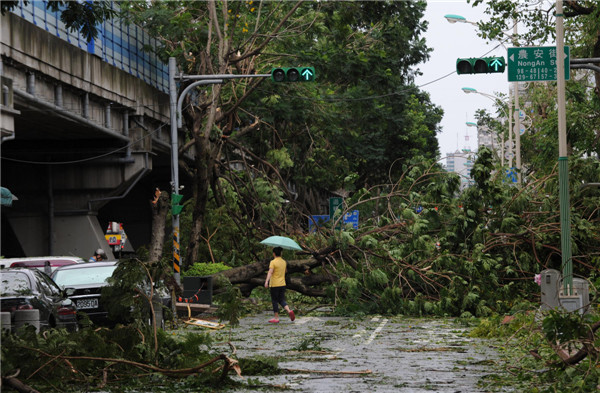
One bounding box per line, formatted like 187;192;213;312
415;0;510;162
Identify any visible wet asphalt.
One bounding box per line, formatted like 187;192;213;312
185;309;510;392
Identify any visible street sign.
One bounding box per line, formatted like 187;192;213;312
343;210;359;229
507;46;570;82
505;168;518;183
514;109;525;121
329;197;343;217
309;215;330;233
308;211;359;232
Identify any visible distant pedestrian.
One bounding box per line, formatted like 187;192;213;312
264;247;295;323
89;248;106;262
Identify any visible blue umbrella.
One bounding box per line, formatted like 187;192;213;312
260;236;303;251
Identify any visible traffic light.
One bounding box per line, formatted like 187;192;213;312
456;57;505;74
271;67;315;82
171;193;184;215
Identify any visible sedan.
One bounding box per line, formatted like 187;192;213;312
0;268;78;331
51;261;117;325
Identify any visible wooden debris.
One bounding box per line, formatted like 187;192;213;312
284;368;372;375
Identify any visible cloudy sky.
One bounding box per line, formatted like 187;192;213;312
415;0;510;163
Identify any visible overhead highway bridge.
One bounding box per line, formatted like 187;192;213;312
1;2;188;259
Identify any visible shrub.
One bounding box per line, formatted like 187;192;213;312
183;262;231;277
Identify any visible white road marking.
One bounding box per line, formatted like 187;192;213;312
363;318;388;345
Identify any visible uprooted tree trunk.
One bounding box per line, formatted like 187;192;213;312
213;246;339;297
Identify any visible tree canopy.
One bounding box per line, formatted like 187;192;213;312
121;0;442;267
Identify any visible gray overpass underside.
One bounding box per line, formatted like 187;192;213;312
1;11;184;259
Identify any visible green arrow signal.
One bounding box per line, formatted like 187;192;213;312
489;58;503;71
301;68;314;81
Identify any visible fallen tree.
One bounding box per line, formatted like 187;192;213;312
214;245;339;297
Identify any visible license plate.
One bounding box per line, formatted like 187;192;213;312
77;298;98;310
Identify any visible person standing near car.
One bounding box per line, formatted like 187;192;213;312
89;248;106;262
264;247;295;323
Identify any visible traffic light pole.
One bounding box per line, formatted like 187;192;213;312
168;57;271;285
168;57;183;286
556;1;573;295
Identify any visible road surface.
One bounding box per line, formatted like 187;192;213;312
195;310;510;392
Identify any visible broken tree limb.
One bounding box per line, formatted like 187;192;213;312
22;346;239;379
551;321;600;367
283;368;372;375
1;376;41;393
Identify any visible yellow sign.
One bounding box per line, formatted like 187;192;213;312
105;234;121;245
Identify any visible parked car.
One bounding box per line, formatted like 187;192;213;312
1;256;84;274
0;268;78;331
52;261;172;328
51;261;118;325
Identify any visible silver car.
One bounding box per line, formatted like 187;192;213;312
51;261;117;325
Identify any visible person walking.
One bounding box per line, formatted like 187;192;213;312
89;248;106;262
264;247;295;323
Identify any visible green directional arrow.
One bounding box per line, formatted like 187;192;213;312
301;68;314;81
490;58;503;72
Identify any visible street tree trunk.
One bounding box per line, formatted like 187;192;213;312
149;190;170;262
178;0;306;270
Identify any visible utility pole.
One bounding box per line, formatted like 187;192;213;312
556;1;572;295
513;18;522;185
168;58;182;286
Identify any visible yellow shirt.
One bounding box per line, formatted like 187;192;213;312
269;256;287;287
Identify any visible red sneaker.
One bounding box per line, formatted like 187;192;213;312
268;318;279;323
289;310;295;321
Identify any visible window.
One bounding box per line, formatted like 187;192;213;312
0;272;33;296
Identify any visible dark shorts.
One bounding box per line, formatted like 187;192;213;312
270;286;287;313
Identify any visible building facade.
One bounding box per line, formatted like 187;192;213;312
446;149;475;190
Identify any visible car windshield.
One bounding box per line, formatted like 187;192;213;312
0;272;33;296
53;265;117;287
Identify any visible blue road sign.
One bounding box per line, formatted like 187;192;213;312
343;210;359;229
309;211;359;232
309;215;330;233
505;168;518;183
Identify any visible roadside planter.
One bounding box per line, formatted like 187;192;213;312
1;311;11;332
14;309;40;333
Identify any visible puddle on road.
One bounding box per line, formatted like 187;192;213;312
202;313;510;392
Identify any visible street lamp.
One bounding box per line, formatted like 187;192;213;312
444;14;477;26
462;87;509;168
